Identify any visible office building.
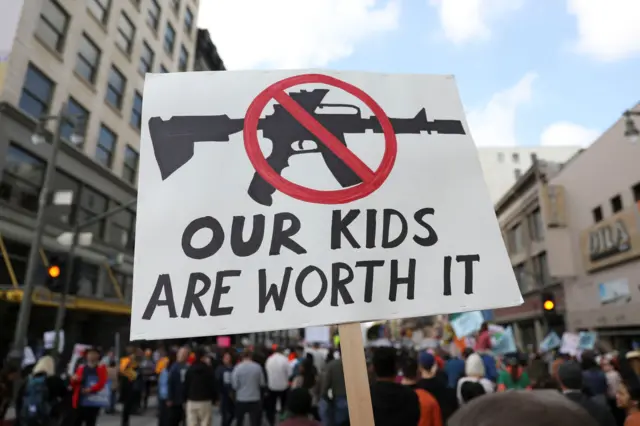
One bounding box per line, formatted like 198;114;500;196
194;28;225;71
545;104;640;349
477;146;581;204
0;0;200;351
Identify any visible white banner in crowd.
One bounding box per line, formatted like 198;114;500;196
131;70;522;340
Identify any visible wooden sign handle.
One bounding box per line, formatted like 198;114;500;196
338;322;375;426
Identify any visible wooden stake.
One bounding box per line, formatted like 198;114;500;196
338;322;375;426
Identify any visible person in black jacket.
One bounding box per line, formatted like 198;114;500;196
183;349;216;426
166;347;189;426
16;356;68;426
558;361;616;426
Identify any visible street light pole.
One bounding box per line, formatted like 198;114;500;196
51;198;137;360
9;103;69;363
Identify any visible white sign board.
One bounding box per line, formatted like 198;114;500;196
305;326;331;344
43;330;64;353
131;70;522;340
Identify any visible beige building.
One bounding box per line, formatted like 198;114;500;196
491;156;570;349
546;104;640;348
0;0;200;348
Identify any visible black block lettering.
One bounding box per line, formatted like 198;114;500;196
443;256;452;296
366;209;377;248
382;209;408;249
270;212;307;255
331;210;361;249
258;267;293;313
182;216;224;260
181;272;212;318
414;208;439;247
389;259;416;301
356;260;385;303
331;262;355;306
231;215;265;257
142;274;177;320
457;254;480;295
295;266;328;308
210;270;240;316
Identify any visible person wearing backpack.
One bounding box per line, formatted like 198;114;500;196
17;355;66;426
70;347;108;426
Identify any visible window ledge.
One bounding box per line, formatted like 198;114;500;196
33;36;64;63
129;123;141;134
104;99;123;118
147;22;159;38
73;71;97;94
115;45;133;63
86;8;109;34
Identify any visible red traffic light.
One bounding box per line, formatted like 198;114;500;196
47;265;61;278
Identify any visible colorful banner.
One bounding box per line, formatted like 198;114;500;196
539;331;562;353
492;326;517;355
450;311;485;338
578;331;597;350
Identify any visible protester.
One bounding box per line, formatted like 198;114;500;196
280;388;321;426
16;355;67;426
265;346;291;426
583;351;609;405
474;323;492;352
232;349;265;426
183;348;216;426
215;351;236;426
416;351;457;423
140;349;156;412
557;361;616;426
369;347;420;426
401;357;442;426
456;353;494;405
157;352;176;426
119;347;143;426
615;379;640;426
319;348;349;426
448;390;600;426
70;347;108;426
292;355;320;420
497;357;531;391
105;360;118;415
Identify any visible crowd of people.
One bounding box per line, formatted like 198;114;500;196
0;330;640;426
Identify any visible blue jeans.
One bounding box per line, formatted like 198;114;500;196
318;396;348;426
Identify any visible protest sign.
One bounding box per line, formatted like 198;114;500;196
578;331;597;350
131;70;522;425
43;330;64;354
560;332;580;356
450;311;485;338
492;326;517;355
539;331;562;353
305;326;331;344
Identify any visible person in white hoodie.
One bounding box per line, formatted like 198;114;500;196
264;347;292;426
456;353;495;405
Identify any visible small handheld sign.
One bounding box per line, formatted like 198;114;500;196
133;69;522;426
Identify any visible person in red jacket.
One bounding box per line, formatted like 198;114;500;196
70;347;108;426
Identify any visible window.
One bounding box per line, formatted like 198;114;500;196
513;263;529;292
130;92;143;130
528;208;544;242
108;206;135;248
35;0;70;52
147;0;161;30
130;0;140;7
514;168;522;179
0;240;30;287
497;152;504;163
115;12;135;54
123;146;139;184
77;186;108;239
139;41;154;74
105;66;126;109
171;0;180;13
75;33;101;83
184;7;194;34
592;206;603;223
74;260;100;296
49;171;81;225
87;0;111;24
532;252;550;286
507;223;524;253
0;145;45;212
164;23;176;54
60;97;89;144
611;194;623;213
96;124;117;168
159;64;169;73
19;64;54;118
512;152;520;163
178;45;188;71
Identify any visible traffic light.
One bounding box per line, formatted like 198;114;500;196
542;291;556;315
45;255;66;292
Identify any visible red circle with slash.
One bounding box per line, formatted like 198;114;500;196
243;73;398;205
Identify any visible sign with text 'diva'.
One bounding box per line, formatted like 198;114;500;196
130;70;522;340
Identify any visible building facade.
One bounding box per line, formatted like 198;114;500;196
491;155;569;349
546;105;640;350
477;146;581;204
194;28;225;71
0;0;200;353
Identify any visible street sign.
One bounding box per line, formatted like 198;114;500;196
131;70;522;341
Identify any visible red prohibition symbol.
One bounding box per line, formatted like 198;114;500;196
243;73;398;205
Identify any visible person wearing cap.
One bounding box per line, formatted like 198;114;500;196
70;347;108;426
417;351;458;423
627;351;640;378
455;353;494;405
558;361;616;426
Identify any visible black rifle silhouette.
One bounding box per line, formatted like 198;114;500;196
148;89;466;206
